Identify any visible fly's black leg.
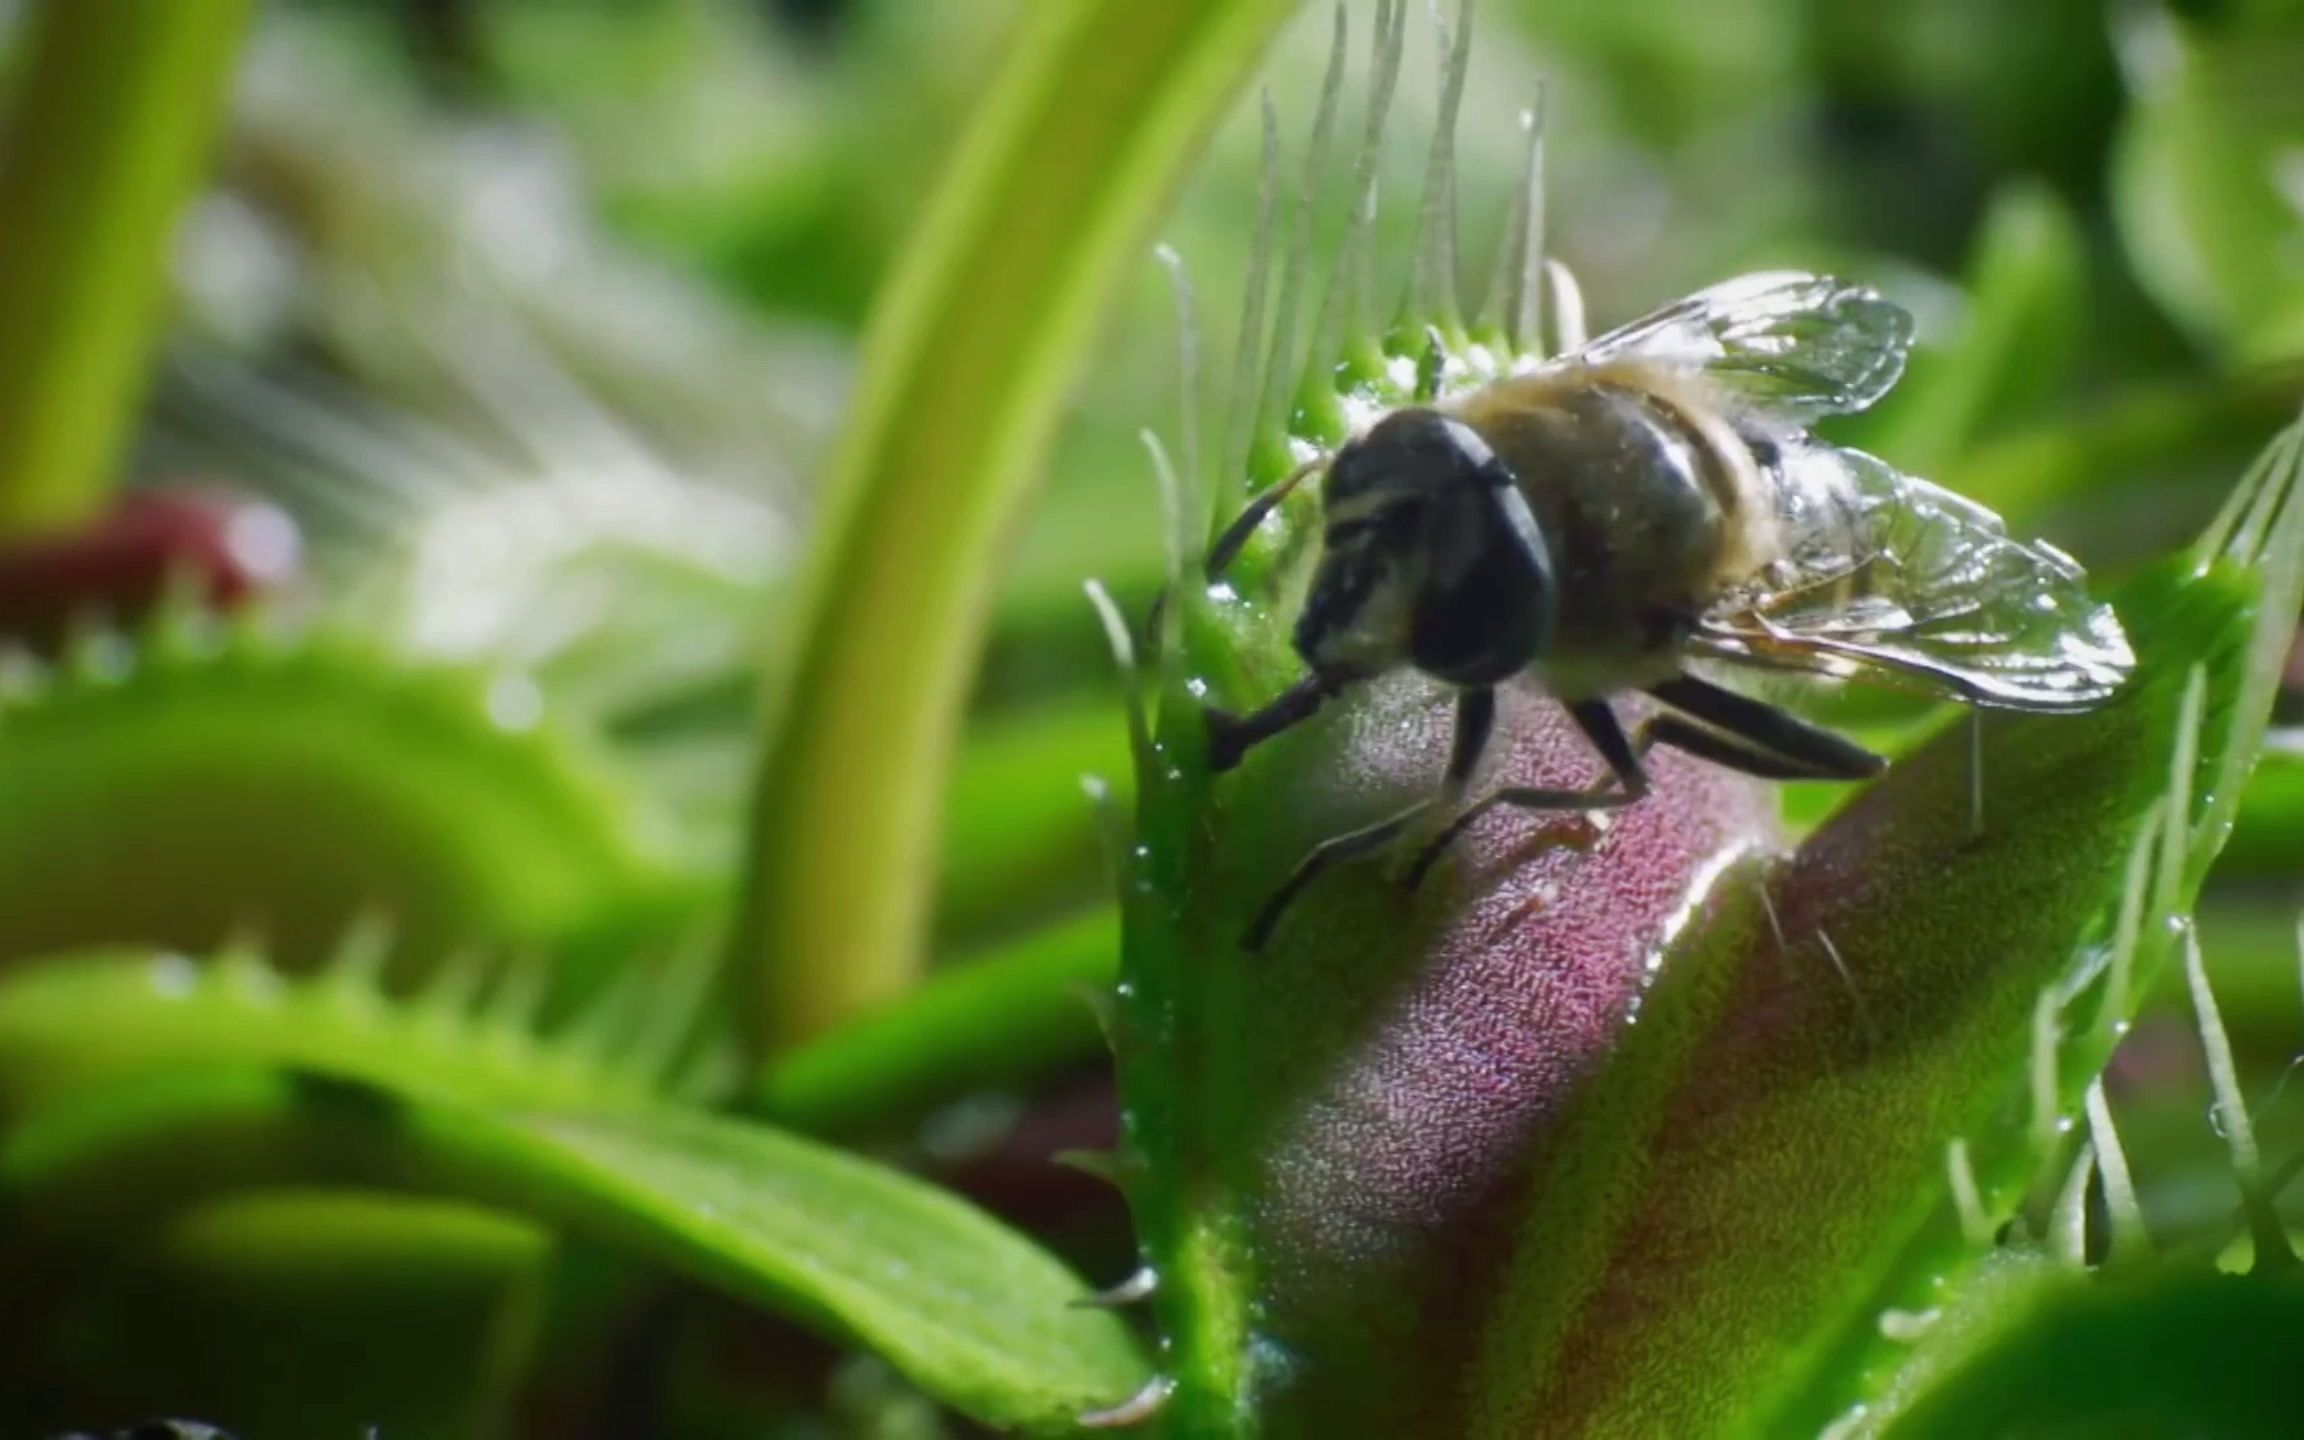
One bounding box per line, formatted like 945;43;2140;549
1445;686;1498;790
1206;457;1321;579
1202;458;1334;772
1404;698;1651;892
1639;715;1822;781
1242;687;1494;950
1644;675;1886;780
1243;801;1432;950
1206;670;1356;772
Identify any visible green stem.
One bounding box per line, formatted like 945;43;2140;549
0;0;252;538
732;0;1297;1052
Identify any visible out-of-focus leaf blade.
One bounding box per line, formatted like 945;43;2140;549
0;1072;1149;1434
735;0;1301;1049
757;907;1117;1135
1862;1256;2304;1437
2112;5;2304;364
4;1186;551;1438
1860;180;2086;476
2220;737;2304;879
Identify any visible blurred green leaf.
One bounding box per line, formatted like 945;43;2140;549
736;0;1301;1050
1858;1255;2304;1437
0;0;250;535
2;1071;1149;1434
7;1187;550;1439
1947;369;2300;543
759;907;1116;1136
940;700;1134;941
2113;4;2304;364
2220;737;2304;879
1864;180;2087;474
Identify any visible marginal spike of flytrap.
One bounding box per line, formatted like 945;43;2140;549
1221;88;1281;500
558;959;652;1064
326;908;398;997
1479;91;1545;353
1408;0;1476;340
2184;926;2298;1268
1070;1265;1158;1310
213;921;278;999
2148;665;2207;935
1071;976;1124;1054
148;562;223;656
1140;430;1192;660
415;944;492;1028
2100;797;2163;1029
1947;1137;1992;1248
1083;578;1151;768
669;1035;745;1105
1154;245;1204;534
1080;775;1138;906
621;935;722;1085
478;947;551;1035
59;614;133;686
1053;1146;1129;1186
1256;2;1350;459
1306;0;1407;405
2029;982;2063;1152
2085;1078;2151;1261
2196;408;2303;566
0;644;46;704
1078;1374;1176;1430
2050;1140;2097;1270
1543;256;1587;355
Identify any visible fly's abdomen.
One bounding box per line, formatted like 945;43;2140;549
1471;380;1739;679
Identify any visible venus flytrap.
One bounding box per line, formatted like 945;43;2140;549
1831;930;2304;1438
0;600;693;975
0;1068;1149;1436
1101;5;2304;1437
1105;7;1777;1435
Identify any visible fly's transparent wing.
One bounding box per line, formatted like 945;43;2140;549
1561;271;1916;423
1693;437;2134;711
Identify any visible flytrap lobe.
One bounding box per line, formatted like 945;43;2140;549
1082;4;1778;1434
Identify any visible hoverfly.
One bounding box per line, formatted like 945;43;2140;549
1204;272;2135;947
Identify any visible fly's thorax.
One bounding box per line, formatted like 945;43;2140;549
1447;365;1778;682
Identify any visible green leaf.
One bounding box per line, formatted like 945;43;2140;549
2112;3;2304;364
940;700;1136;942
1860;179;2087;476
3;1186;551;1439
733;0;1301;1050
2220;737;2304;880
757;907;1117;1135
2;1072;1149;1434
0;0;250;535
1858;1255;2304;1437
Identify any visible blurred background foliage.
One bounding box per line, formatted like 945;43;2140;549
0;0;2301;1435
